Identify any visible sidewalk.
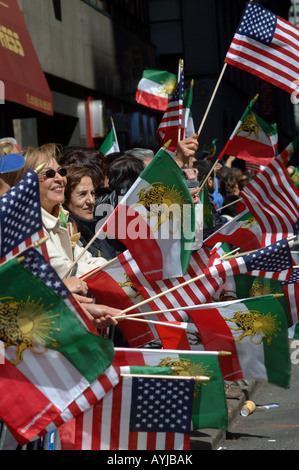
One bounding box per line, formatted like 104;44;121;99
190;379;260;450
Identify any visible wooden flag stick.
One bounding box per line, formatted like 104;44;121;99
80;257;118;281
216;197;243;212
115;293;284;320
177;59;184;144
120;237;295;315
119;316;188;329
197;63;227;138
1;236;49;267
120;272;207;315
121;373;210;382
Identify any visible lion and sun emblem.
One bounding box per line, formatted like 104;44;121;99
0;296;60;366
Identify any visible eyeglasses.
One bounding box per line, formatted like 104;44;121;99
39;168;67;179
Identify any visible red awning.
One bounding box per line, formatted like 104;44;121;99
0;0;53;115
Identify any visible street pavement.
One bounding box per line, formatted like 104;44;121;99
191;340;299;450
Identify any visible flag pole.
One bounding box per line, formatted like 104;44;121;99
115;293;283;319
177;58;184;144
216;197;243;212
121;373;211;382
196;62;227;139
198;93;259;191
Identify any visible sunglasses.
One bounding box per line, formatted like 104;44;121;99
39;168;67;179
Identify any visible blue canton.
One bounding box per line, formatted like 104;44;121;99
129;377;194;434
170;69;184;103
243;238;293;272
237;2;277;46
21;247;70;300
0;170;42;259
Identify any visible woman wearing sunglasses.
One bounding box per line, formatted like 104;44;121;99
22;143;122;329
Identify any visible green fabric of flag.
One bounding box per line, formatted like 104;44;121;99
198;186;213;228
0;258;115;383
99;126;119;156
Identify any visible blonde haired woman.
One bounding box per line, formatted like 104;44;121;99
22;143;121;328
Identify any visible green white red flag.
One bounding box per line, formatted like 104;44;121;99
204;208;262;252
217;96;278;165
156;295;291;388
99;145;196;280
135;68;177;111
99;122;120;155
0;248;118;444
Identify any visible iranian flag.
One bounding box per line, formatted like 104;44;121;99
0;249;118;444
204;208;262;252
99;121;120;156
186;295;291;388
217;95;278;165
81;256;156;348
136;68;177;111
99;146;195;280
114;348;228;431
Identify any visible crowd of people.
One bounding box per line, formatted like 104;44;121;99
0;134;257;334
0;133;269;449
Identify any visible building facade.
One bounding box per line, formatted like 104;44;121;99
0;0;297;159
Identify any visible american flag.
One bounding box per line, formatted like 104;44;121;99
225;2;299;98
18;247;121;437
0;170;47;262
240;158;299;246
157;68;184;151
210;238;294;282
69;375;194;450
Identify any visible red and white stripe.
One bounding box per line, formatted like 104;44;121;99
0;228;49;264
225;12;299;97
240;158;299;246
70;375;190;450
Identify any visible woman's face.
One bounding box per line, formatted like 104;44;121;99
37;157;67;213
67;176;95;220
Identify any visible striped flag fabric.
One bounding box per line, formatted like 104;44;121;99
0;169;48;263
0;248;118;444
209;237;295;282
225;2;299;98
68;374;195;450
84;246;226;347
157;68;184;152
240;158;299;246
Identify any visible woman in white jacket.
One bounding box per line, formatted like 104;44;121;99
22;143;121;329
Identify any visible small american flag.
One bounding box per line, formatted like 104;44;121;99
225;2;299;97
0;170;45;262
211;238;294;282
157;68;184;151
70;375;194;450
